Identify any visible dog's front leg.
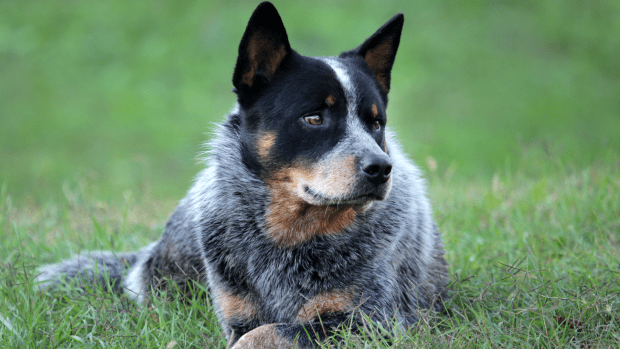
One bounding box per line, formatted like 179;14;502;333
230;316;352;349
231;324;296;349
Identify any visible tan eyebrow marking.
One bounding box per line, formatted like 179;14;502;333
325;94;336;107
371;104;378;118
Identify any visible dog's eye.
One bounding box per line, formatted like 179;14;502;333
373;120;381;130
304;115;322;125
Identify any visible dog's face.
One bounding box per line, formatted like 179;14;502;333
249;55;392;205
230;2;404;245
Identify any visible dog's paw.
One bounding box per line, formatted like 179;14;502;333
231;324;298;349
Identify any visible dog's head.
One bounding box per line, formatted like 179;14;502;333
230;2;404;245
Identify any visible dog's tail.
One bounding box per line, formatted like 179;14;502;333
36;204;202;303
35;242;157;296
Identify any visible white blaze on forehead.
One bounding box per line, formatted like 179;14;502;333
317;57;381;156
317;57;358;118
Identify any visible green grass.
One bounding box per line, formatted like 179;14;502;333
2;148;618;348
1;0;620;348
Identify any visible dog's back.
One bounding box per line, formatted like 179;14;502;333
37;3;449;348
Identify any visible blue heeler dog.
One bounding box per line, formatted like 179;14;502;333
37;2;449;348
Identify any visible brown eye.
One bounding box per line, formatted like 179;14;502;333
373;120;380;130
304;115;322;125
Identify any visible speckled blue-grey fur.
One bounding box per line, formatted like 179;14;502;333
36;250;140;293
192;120;448;332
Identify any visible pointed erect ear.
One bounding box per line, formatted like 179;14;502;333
342;13;404;93
233;2;291;91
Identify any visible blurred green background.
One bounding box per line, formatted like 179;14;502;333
1;0;619;202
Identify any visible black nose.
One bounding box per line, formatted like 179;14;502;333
361;154;392;185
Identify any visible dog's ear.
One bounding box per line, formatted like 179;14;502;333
341;13;404;93
233;2;291;92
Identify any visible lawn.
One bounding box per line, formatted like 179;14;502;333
1;0;619;347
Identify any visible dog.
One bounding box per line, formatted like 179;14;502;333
36;2;449;348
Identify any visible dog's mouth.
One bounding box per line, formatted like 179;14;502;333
303;186;382;206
